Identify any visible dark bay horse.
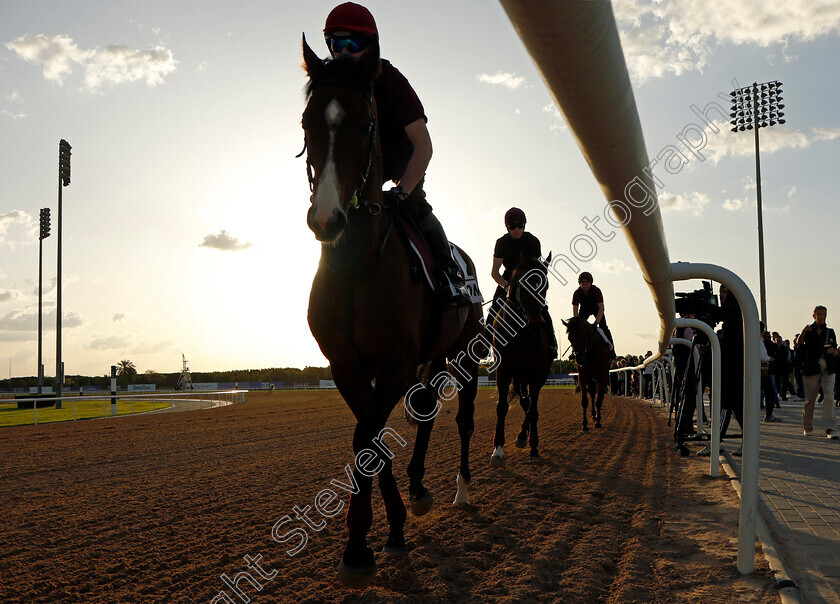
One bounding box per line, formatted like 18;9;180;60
490;253;554;463
562;316;611;431
301;36;483;588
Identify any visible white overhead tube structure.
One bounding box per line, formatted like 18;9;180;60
499;1;760;575
498;0;675;358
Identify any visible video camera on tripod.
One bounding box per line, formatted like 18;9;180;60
674;281;720;328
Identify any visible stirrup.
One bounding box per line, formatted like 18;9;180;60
438;273;471;306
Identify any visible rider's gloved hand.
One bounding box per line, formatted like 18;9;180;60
383;185;408;206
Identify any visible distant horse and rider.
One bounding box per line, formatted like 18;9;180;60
490;251;554;464
563;316;611;431
301;25;485;587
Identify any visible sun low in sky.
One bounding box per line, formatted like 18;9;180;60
1;1;839;379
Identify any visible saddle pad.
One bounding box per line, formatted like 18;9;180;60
596;326;613;350
450;243;484;304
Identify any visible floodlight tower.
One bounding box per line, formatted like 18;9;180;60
729;81;785;326
37;208;51;394
56;139;71;406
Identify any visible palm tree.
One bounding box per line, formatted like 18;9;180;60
116;359;137;385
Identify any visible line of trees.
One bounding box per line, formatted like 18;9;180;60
2;359;575;392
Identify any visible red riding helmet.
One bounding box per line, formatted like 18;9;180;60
578;271;593;283
324;2;378;37
504;207;526;225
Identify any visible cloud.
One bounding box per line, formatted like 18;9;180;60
0;210;36;247
614;0;840;84
0;308;84;334
723;197;754;211
812;127;840;142
594;259;634;274
702;122;834;165
134;340;175;354
87;335;130;350
0;289;19;303
112;313;125;322
5;34;178;91
476;71;526;90
658;191;710;216
199;229;252;251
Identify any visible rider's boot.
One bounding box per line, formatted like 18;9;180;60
418;213;471;306
601;324;617;358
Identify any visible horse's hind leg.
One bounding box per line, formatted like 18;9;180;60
594;383;606;428
528;385;541;457
454;374;477;504
516;381;530;448
405;382;436;516
581;378;590;432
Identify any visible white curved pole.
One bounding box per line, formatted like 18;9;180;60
498;0;675;356
676;318;722;478
671;262;760;574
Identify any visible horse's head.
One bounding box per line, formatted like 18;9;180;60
509;251;551;325
561;315;593;356
301;34;382;243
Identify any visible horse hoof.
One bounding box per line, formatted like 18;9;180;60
530;449;540;458
490;454;506;469
453;473;470;506
595;422;602;428
410;490;434;516
338;558;377;589
514;434;528;448
582;426;589;433
382;539;409;554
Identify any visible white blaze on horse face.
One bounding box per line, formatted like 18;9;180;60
312;99;345;231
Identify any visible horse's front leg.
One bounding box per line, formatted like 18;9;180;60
405;381;436;517
454;376;477;505
491;370;510;468
516;378;531;449
339;411;381;588
527;383;541;457
580;373;590;432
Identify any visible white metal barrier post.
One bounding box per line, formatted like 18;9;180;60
671;262;760;574
675;319;722;477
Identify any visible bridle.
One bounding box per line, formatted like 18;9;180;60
298;78;381;214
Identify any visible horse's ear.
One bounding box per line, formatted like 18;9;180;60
302;33;323;79
359;36;381;81
561;318;569;327
544;251;552;266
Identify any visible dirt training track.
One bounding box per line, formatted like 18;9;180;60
1;389;778;602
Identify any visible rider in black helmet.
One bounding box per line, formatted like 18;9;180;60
572;271;616;357
488;207;558;358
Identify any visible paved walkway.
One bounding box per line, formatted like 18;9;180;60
720;399;840;604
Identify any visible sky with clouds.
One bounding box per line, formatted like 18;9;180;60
1;0;839;379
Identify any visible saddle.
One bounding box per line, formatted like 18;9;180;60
391;211;483;304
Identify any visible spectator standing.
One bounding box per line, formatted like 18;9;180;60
796;305;839;439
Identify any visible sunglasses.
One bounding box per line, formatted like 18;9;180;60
506;222;525;230
327;35;371;54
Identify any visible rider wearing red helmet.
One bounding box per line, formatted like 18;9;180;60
489;207;558;357
322;2;470;305
572;272;616;356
